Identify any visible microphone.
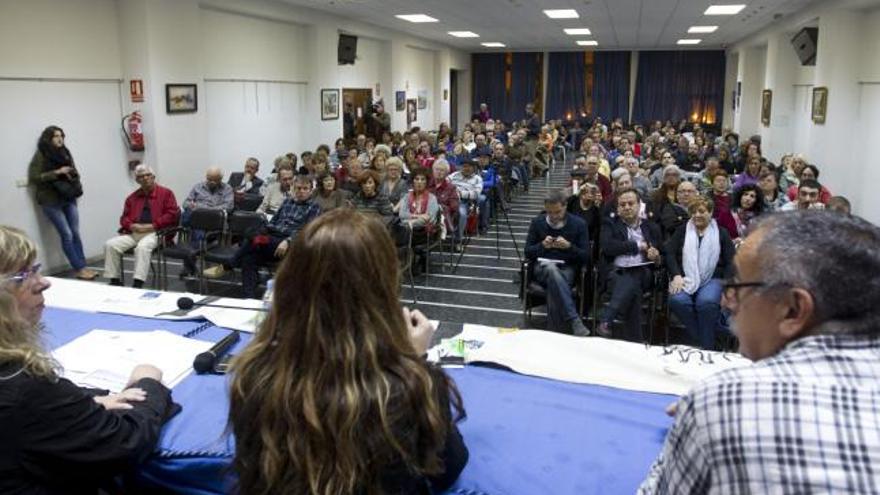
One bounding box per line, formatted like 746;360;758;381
193;330;241;374
177;297;268;312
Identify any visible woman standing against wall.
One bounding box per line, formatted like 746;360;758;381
27;126;97;279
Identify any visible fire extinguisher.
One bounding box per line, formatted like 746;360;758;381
122;112;145;152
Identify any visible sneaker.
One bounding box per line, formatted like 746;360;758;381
570;317;591;337
203;265;226;279
75;268;99;280
595;321;613;338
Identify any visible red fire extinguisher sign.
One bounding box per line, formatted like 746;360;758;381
130;79;144;103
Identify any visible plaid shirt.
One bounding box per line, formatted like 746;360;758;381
640;332;880;494
268;198;321;240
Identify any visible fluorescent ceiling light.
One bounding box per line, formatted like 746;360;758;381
704;4;746;15
544;9;579;19
395;14;438;23
481;42;506;47
688;25;718;33
564;28;592;35
577;40;598;46
448;31;479;38
677;39;702;45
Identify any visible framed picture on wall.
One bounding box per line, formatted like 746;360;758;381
406;99;417;128
165;84;197;113
811;87;828;124
321;88;339;120
761;89;772;126
395;91;406;111
417;89;427;110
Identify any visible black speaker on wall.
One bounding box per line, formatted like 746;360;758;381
338;34;358;65
791;27;818;66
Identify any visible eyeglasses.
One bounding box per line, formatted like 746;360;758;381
4;263;42;287
722;278;766;305
135;173;154;179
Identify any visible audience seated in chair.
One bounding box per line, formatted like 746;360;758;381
381;157;409;212
180;167;234;277
398;167;440;276
430;159;460;240
103;164;179;288
228;157;264;206
209;175;320;298
449;159;485;243
664;196;735;350
257;166;293;216
597;188;663;342
312;171;351;213
524;190;590;336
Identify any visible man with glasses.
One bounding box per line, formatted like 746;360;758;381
103;165;180;288
640;211;880;493
573;154;612;204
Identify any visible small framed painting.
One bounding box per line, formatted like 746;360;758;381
811;87;828;124
406;98;417;127
165;84;197;113
395;90;406;111
761;89;772;126
321;88;339;120
417;89;427;110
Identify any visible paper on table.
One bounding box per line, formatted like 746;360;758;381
52;329;213;393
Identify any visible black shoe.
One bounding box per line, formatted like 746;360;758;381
570;318;591;337
132;279;144;289
178;269;194;280
109;278;122;287
595;321;613;338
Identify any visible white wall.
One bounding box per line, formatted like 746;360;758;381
728;0;880;223
0;0;471;272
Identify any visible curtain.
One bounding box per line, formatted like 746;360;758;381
545;52;586;121
471;53;508;123
509;52;541;123
592;51;631;122
631;50;726;125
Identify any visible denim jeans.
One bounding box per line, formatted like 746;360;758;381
533;261;577;332
668;278;724;350
41;201;86;271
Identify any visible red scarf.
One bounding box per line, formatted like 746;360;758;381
407;190;436;234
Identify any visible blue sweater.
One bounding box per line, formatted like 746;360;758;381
525;213;590;267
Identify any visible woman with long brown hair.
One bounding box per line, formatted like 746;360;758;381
229;209;468;495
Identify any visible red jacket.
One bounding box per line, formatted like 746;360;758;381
430;178;460;233
119;185;180;238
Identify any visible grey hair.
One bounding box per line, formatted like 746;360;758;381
752;211;880;335
134;164;154;176
610;168;629;181
432;159;450;173
544;189;569;206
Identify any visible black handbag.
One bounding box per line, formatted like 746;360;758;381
52;175;83;201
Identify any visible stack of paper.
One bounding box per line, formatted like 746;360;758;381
52;329;213;393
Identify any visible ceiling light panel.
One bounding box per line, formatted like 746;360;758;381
544;9;579;19
577;40;598;46
395;14;439;23
688;26;718;33
564;28;592;35
677;39;702;45
448;31;479;38
481;42;506;47
704;5;746;15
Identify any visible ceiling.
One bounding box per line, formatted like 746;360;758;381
279;0;823;51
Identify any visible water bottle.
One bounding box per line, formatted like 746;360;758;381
254;278;274;331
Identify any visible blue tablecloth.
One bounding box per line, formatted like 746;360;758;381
43;307;674;495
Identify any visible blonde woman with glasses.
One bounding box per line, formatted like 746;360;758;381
0;226;178;493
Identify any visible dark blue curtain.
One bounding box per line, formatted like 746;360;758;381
471;53;508;122
546;52;586;121
592;51;631;122
631;50;726;125
509;52;541;123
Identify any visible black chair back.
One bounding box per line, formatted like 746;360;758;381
189;208;227;232
237;194;263;212
228;211;266;236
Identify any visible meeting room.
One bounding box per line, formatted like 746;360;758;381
2;0;880;493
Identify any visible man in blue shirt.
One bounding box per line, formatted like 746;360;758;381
525;189;590;335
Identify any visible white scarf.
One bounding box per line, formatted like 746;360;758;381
682;219;720;294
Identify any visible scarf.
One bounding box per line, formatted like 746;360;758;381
408;190;435;234
682;219;720;294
